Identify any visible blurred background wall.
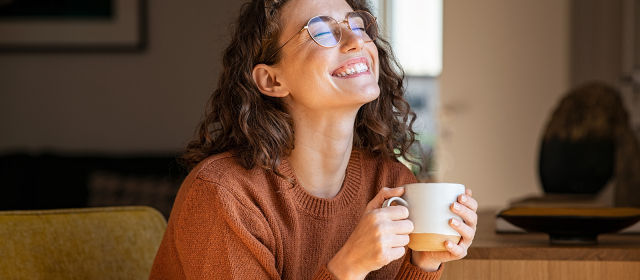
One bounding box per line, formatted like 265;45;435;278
0;0;243;153
3;0;626;212
437;0;570;211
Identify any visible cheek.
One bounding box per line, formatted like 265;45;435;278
287;51;328;79
283;55;333;96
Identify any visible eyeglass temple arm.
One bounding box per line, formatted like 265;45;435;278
364;17;376;32
266;26;307;62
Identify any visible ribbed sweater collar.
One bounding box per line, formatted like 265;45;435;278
277;149;363;219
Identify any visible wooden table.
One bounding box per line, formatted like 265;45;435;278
440;211;640;280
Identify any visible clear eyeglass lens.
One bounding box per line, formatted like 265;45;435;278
308;16;341;47
307;11;378;48
348;11;377;42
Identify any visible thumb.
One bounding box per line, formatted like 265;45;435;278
366;187;405;211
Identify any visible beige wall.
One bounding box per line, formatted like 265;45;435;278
438;0;570;210
0;1;242;153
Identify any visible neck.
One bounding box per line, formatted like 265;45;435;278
287;108;358;199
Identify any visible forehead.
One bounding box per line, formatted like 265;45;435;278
280;0;355;29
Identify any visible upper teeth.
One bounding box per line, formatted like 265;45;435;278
336;63;368;77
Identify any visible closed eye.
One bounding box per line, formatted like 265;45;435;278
313;31;333;38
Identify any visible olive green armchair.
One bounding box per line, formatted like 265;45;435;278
0;206;167;280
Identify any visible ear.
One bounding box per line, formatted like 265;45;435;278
252;64;289;98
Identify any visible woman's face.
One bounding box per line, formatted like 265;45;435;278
275;0;380;114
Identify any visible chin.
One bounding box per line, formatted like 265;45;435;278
353;83;381;105
364;83;381;99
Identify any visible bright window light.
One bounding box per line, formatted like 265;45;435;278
371;0;442;179
391;0;443;76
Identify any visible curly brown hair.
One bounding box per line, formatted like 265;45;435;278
181;0;421;173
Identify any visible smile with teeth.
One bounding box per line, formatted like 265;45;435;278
334;63;369;77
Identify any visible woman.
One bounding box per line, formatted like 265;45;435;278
150;0;478;279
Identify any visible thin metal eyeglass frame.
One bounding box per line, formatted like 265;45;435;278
265;10;378;62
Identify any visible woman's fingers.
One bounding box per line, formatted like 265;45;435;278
449;218;475;247
376;205;410;221
451;202;478;229
367;187;405;211
366;207;413;237
391;219;414;235
444;239;467;259
458;191;478;213
388;247;408;262
444;217;473;259
388;233;411;248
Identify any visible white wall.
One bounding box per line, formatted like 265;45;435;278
438;0;570;211
0;0;243;153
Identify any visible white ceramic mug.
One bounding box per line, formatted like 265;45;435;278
382;183;465;251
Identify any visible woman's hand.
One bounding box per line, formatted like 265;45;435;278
411;189;478;272
327;187;413;280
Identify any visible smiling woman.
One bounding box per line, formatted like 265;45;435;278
149;0;478;279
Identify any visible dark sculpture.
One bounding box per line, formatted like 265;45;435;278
539;82;640;206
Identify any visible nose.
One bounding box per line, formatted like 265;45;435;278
338;23;365;53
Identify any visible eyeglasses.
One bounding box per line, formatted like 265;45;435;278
266;10;378;62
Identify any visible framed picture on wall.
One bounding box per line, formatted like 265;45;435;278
0;0;146;52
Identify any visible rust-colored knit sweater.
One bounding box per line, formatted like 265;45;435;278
149;149;443;279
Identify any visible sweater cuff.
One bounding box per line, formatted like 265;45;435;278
313;264;338;280
396;251;444;280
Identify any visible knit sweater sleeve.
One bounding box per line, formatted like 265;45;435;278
174;177;281;279
394;250;444;280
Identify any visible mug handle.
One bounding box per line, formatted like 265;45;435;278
382;197;408;208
